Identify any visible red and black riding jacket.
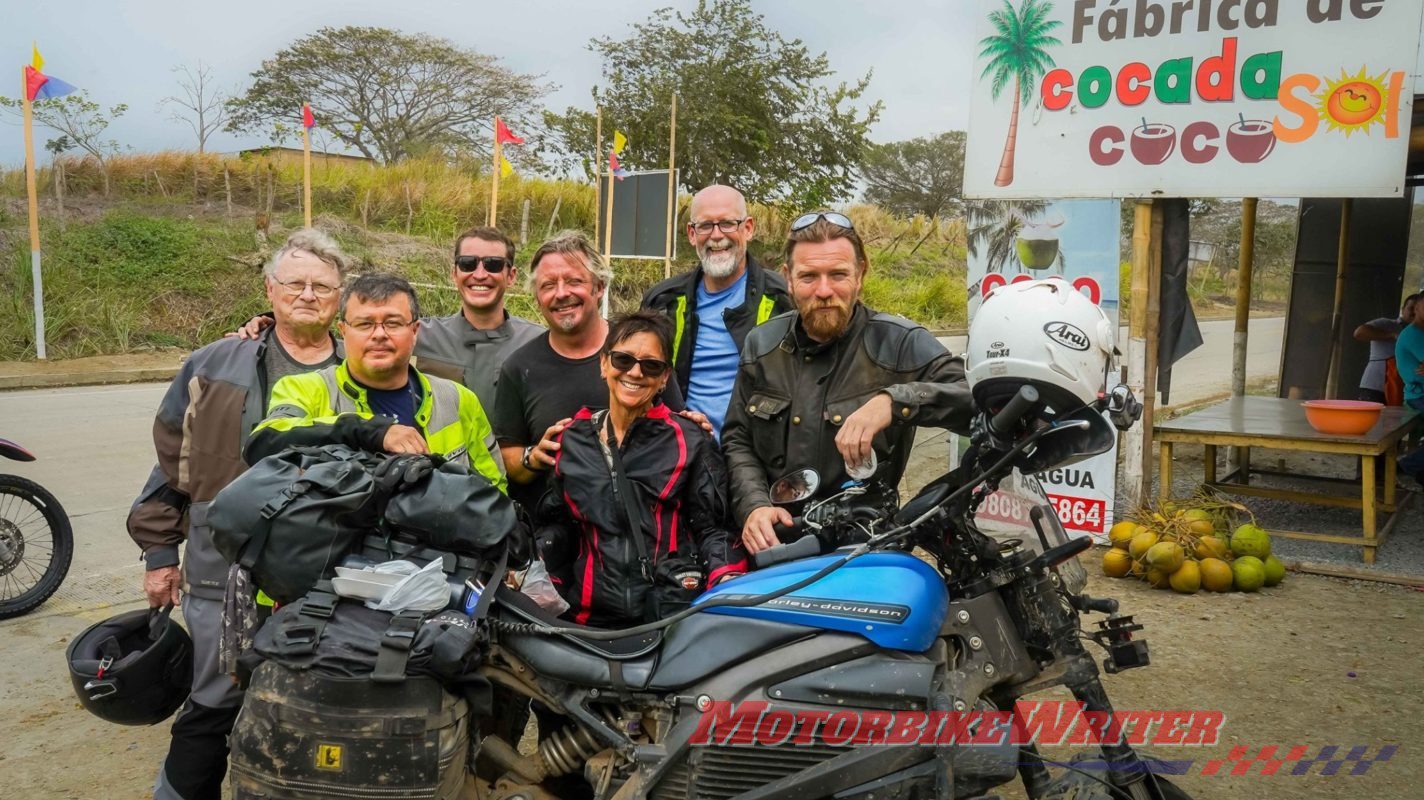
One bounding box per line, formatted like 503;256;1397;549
535;403;746;628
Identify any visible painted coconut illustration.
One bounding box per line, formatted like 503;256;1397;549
1130;121;1176;165
1015;214;1065;271
1226;117;1277;164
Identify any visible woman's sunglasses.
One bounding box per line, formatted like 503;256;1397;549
608;350;670;377
455;255;512;273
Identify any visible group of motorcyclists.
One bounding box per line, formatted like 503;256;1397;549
124;183;979;800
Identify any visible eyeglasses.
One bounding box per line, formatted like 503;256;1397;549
790;212;854;232
455;255;512;273
689;218;747;235
608;350;670;378
274;279;340;298
343;319;415;335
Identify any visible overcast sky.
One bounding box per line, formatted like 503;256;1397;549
0;0;975;167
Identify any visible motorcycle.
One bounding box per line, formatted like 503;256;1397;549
470;384;1189;799
0;437;73;620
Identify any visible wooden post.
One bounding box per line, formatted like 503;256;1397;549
1120;200;1155;507
593;108;603;249
302;123;313;228
547;195;562;237
21;68;46;359
664;94;678;279
224;165;233;217
54;159;64;230
1144;201;1165;490
1229;197;1258;474
1324;199;1353;399
488;119;503;227
520;198;531;246
602;171;616;318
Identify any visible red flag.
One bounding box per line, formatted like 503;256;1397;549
495;117;523;145
302;104;316;130
23;66;47;102
609;150;629;180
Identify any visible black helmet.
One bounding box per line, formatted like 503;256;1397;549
66;604;193;726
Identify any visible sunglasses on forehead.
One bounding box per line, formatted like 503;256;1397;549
608;350;670;377
455;255;512;273
790;211;855;232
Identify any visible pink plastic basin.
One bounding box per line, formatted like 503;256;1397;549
1301;400;1384;435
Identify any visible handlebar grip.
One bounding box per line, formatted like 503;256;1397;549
753;532;822;569
770;517;803;540
989;385;1041;439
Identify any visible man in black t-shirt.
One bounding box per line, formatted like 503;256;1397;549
492;231;686;510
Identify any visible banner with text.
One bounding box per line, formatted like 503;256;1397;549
967;198;1121;542
965;0;1424;198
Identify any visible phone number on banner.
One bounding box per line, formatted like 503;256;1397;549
977;491;1106;534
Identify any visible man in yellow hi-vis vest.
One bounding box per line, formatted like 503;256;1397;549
245;272;507;496
641;185;793;438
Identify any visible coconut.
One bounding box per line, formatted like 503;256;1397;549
1102;549;1133;578
1108;521;1139;550
1231;524;1272;559
1199;558;1233;592
1146;567;1171;589
1194;535;1231;561
1169;561;1201;594
1232;556;1266;592
1129;530;1160;561
1263;555;1286;586
1145;541;1185;573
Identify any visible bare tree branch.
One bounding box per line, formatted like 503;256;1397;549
159;62;230;154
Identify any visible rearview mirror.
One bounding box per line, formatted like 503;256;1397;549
770;469;819;504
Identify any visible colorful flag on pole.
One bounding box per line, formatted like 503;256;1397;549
609;150;629;180
612;130;627;155
23;66;77;102
495;117;524;146
31;42;43;71
500;155;514;178
302;104;316;129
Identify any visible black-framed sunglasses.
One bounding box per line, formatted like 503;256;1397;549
790;211;854;232
608;350;670;377
455;255;512;273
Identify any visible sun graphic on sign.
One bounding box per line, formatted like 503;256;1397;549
1317;67;1391;136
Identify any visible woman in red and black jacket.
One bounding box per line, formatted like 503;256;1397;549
535;311;747;628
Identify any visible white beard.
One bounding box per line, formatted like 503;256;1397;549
700;246;741;279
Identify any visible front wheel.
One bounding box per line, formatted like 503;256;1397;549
0;474;73;619
1032;751;1195;799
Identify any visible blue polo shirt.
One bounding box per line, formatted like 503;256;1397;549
684;271;748;437
1397;324;1424;404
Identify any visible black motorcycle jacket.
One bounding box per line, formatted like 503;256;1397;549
536;404;747;628
721;303;974;525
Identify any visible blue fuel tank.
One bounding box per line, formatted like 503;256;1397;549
696;551;949;652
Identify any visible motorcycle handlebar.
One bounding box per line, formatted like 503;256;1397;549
989;385;1040;439
753;531;821;569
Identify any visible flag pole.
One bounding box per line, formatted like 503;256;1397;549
593;107;603;249
22;67;46;360
488;118;503;227
663;93;678;280
302;120;313;228
602;168;615;319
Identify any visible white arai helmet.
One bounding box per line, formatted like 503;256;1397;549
966;278;1118;468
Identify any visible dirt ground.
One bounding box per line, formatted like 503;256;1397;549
2;439;1420;799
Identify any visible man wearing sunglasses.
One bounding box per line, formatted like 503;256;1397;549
721;213;974;555
131;229;348;800
415;226;543;409
641;185;793;437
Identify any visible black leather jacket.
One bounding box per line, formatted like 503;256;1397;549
721;304;974;524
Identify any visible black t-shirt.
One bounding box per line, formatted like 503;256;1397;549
492;333;684;447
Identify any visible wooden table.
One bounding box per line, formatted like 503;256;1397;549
1155;397;1420;564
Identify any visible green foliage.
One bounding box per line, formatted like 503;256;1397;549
978;0;1062;106
545;0;881;204
861;132;966;219
225;27;549;165
0;91;127;193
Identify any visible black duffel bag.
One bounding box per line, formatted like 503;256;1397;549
211;444;390;604
382;458;517;555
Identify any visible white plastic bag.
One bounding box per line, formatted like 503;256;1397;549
517;560;570;615
369;558;449;613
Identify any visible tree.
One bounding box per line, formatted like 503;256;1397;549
861;131;966;219
159;62;229;154
965;199;1052;275
0;92;127;195
545;0;881;205
225;27;549;164
978;0;1061;187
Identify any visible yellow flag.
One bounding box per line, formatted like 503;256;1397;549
500;155;514;179
612;130;627;154
31;43;44;71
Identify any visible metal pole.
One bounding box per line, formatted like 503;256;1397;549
22;68;46;360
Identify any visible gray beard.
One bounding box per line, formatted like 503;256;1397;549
701;247;740;279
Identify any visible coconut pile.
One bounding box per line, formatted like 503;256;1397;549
1103;494;1284;594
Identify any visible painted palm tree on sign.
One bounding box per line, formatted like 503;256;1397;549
979;0;1062;187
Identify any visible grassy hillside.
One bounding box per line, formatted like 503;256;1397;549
0;153;967;360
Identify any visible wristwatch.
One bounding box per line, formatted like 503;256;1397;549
521;444;545;472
